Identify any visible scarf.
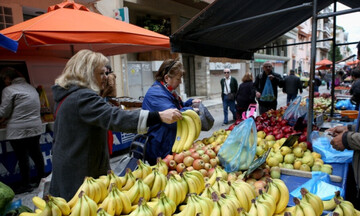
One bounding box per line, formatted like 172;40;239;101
161;81;183;109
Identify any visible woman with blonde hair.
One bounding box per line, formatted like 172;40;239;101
50;50;182;200
236;72;256;119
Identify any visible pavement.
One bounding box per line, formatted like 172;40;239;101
11;85;330;210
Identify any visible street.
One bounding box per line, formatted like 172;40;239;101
198;85;330;140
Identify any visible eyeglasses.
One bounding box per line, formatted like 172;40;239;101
224;72;230;74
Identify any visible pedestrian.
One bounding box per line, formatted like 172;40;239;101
254;61;284;114
327;125;360;209
314;71;322;93
236;72;256;119
324;71;332;90
142;59;201;165
0;67;45;194
100;65;117;98
350;69;360;110
283;69;302;104
49;50;182;201
220;68;238;125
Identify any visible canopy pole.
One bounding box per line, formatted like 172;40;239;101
307;0;318;141
330;1;337;117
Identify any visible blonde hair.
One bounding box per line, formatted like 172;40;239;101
242;72;253;82
55;49;109;93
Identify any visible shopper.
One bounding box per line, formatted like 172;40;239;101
327;125;360;209
142;59;201;165
350;69;360;110
236;72;256;119
100;65;117;98
283;69;302;104
49;50;182;201
0;67;44;194
254;61;284;114
220;68;238;125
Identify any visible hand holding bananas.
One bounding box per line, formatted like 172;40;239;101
159;109;183;124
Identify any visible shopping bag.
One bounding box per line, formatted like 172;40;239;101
242;103;258;120
336;99;355;110
260;77;275;102
217;118;257;172
199;103;214;131
310;131;353;163
283;96;307;126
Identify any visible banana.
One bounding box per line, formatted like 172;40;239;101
339;199;356;216
266;179;280;204
210;201;221;216
172;121;183;153
293;198;305;216
182;109;201;140
323;191;343;211
143;170;156;189
51;196;71;216
195;195;213;216
235;181;256;204
35;209;43;214
248;199;258;216
299;198;317;216
80;193;90;216
96;208;111;216
206;170;217;186
334;198;344;216
117;189;132;214
151;171;164;198
257;189;276;216
95;179;108;203
129;198;154;216
154;158;168;176
19;213;38;216
33;196;46;210
300;188;323;216
176;118;189;153
140;179;151;202
272;179;290;214
121;168;136;191
231;183;249;212
182;115;197;150
70;193;82;216
51;202;62;216
89;179;101;204
83;195;98;216
172;178;185;205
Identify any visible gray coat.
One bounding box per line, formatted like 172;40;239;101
0;77;42;140
49;85;149;201
343;125;360;194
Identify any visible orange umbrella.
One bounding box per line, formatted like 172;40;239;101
315;58;332;66
0;0;170;58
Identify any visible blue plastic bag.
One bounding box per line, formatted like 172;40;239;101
260;77;275;102
217;118;257;172
290;172;344;201
311;131;353;163
283;96;307;126
335;99;355;110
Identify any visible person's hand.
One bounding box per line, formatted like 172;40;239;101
330;133;346;151
326;126;347;137
268;75;274;80
159;109;182;124
192;99;202;104
256;91;261;98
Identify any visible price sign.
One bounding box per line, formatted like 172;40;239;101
245;148;271;178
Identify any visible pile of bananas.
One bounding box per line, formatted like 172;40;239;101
247;189;276;216
147;191;177;216
182;170;205;195
164;174;188;206
266;178;289;214
331;198;360;216
99;184;132;215
172;110;201;153
174;193;213;216
143;169;167;198
22;195;71;216
206;166;228;186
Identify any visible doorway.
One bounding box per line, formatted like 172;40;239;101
182;55;196;97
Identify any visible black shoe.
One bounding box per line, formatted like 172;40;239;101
14;185;34;194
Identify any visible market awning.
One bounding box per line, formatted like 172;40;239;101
170;0;360;59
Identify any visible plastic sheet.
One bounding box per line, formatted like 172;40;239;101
336;99;355;110
311;131;353;163
217;118;257;172
290;172;344;201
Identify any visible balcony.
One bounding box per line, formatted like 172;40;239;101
317;41;331;51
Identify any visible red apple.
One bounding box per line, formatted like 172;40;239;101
182;150;191;157
204;163;212;171
189;148;196;153
191;152;201;159
162;158;170;167
164;154;174;161
186;166;194;171
196;149;205;155
169;170;178;175
299;134;307;142
208;167;215;177
275;133;283;140
174;153;185;164
168;160;177;170
205;149;216;159
209;158;218;167
193;159;205;170
176;163;186;173
183;156;195;167
201;154;210;163
199;169;208;177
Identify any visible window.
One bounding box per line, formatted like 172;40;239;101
0;6;13;30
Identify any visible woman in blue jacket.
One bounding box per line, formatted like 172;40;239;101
142;59;201;165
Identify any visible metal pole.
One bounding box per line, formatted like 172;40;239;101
331;2;337;117
307;0;318;141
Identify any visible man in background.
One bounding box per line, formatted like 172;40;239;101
220;68;238;125
283;69;303;104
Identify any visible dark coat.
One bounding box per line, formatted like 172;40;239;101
254;71;284;106
236;81;256;109
350;79;360;104
284;75;303;95
220;76;238;100
50;85;142;201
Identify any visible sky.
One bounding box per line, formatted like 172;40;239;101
336;3;360;54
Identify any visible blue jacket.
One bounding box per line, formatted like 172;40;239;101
142;81;193;164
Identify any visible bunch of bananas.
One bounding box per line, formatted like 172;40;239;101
229;180;256;212
292;197;318;216
150;158;168;176
256;189;276;215
172;110;201;153
182;170;205;195
147;191;177;216
300;187;324;216
266;178;289;214
132;160;152;179
124;178;151;205
211;177;230;195
174;193;213;216
68;177;107;208
99;170;124;190
99;183;132;215
120;168;137;191
128;198;155;216
323;191;343;211
206;166;228;186
70;191;98;216
96;208;111;216
209;192;241;216
143;168;167;198
332;198;360;216
28;195;71;216
164;174;188;205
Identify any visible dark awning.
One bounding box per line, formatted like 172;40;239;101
170;0;360;60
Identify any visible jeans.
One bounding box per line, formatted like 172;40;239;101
10;135;44;186
287;93;297;104
222;94;236;124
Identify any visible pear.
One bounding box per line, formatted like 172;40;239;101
273;152;284;163
280;146;292;156
284;153;295;164
265;135;275;141
283;163;294;169
257;131;266;139
311;152;321;160
267;157;279;167
298;142;308;151
312;164;322;171
301;155;314;167
299;164;311;172
293;147;304;158
256;146;266;157
294;160;302;170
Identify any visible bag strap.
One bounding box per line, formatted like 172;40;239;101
224;79;230;94
54;95;69;119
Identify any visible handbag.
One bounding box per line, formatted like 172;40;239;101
199;103;214;131
224;80;235;101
